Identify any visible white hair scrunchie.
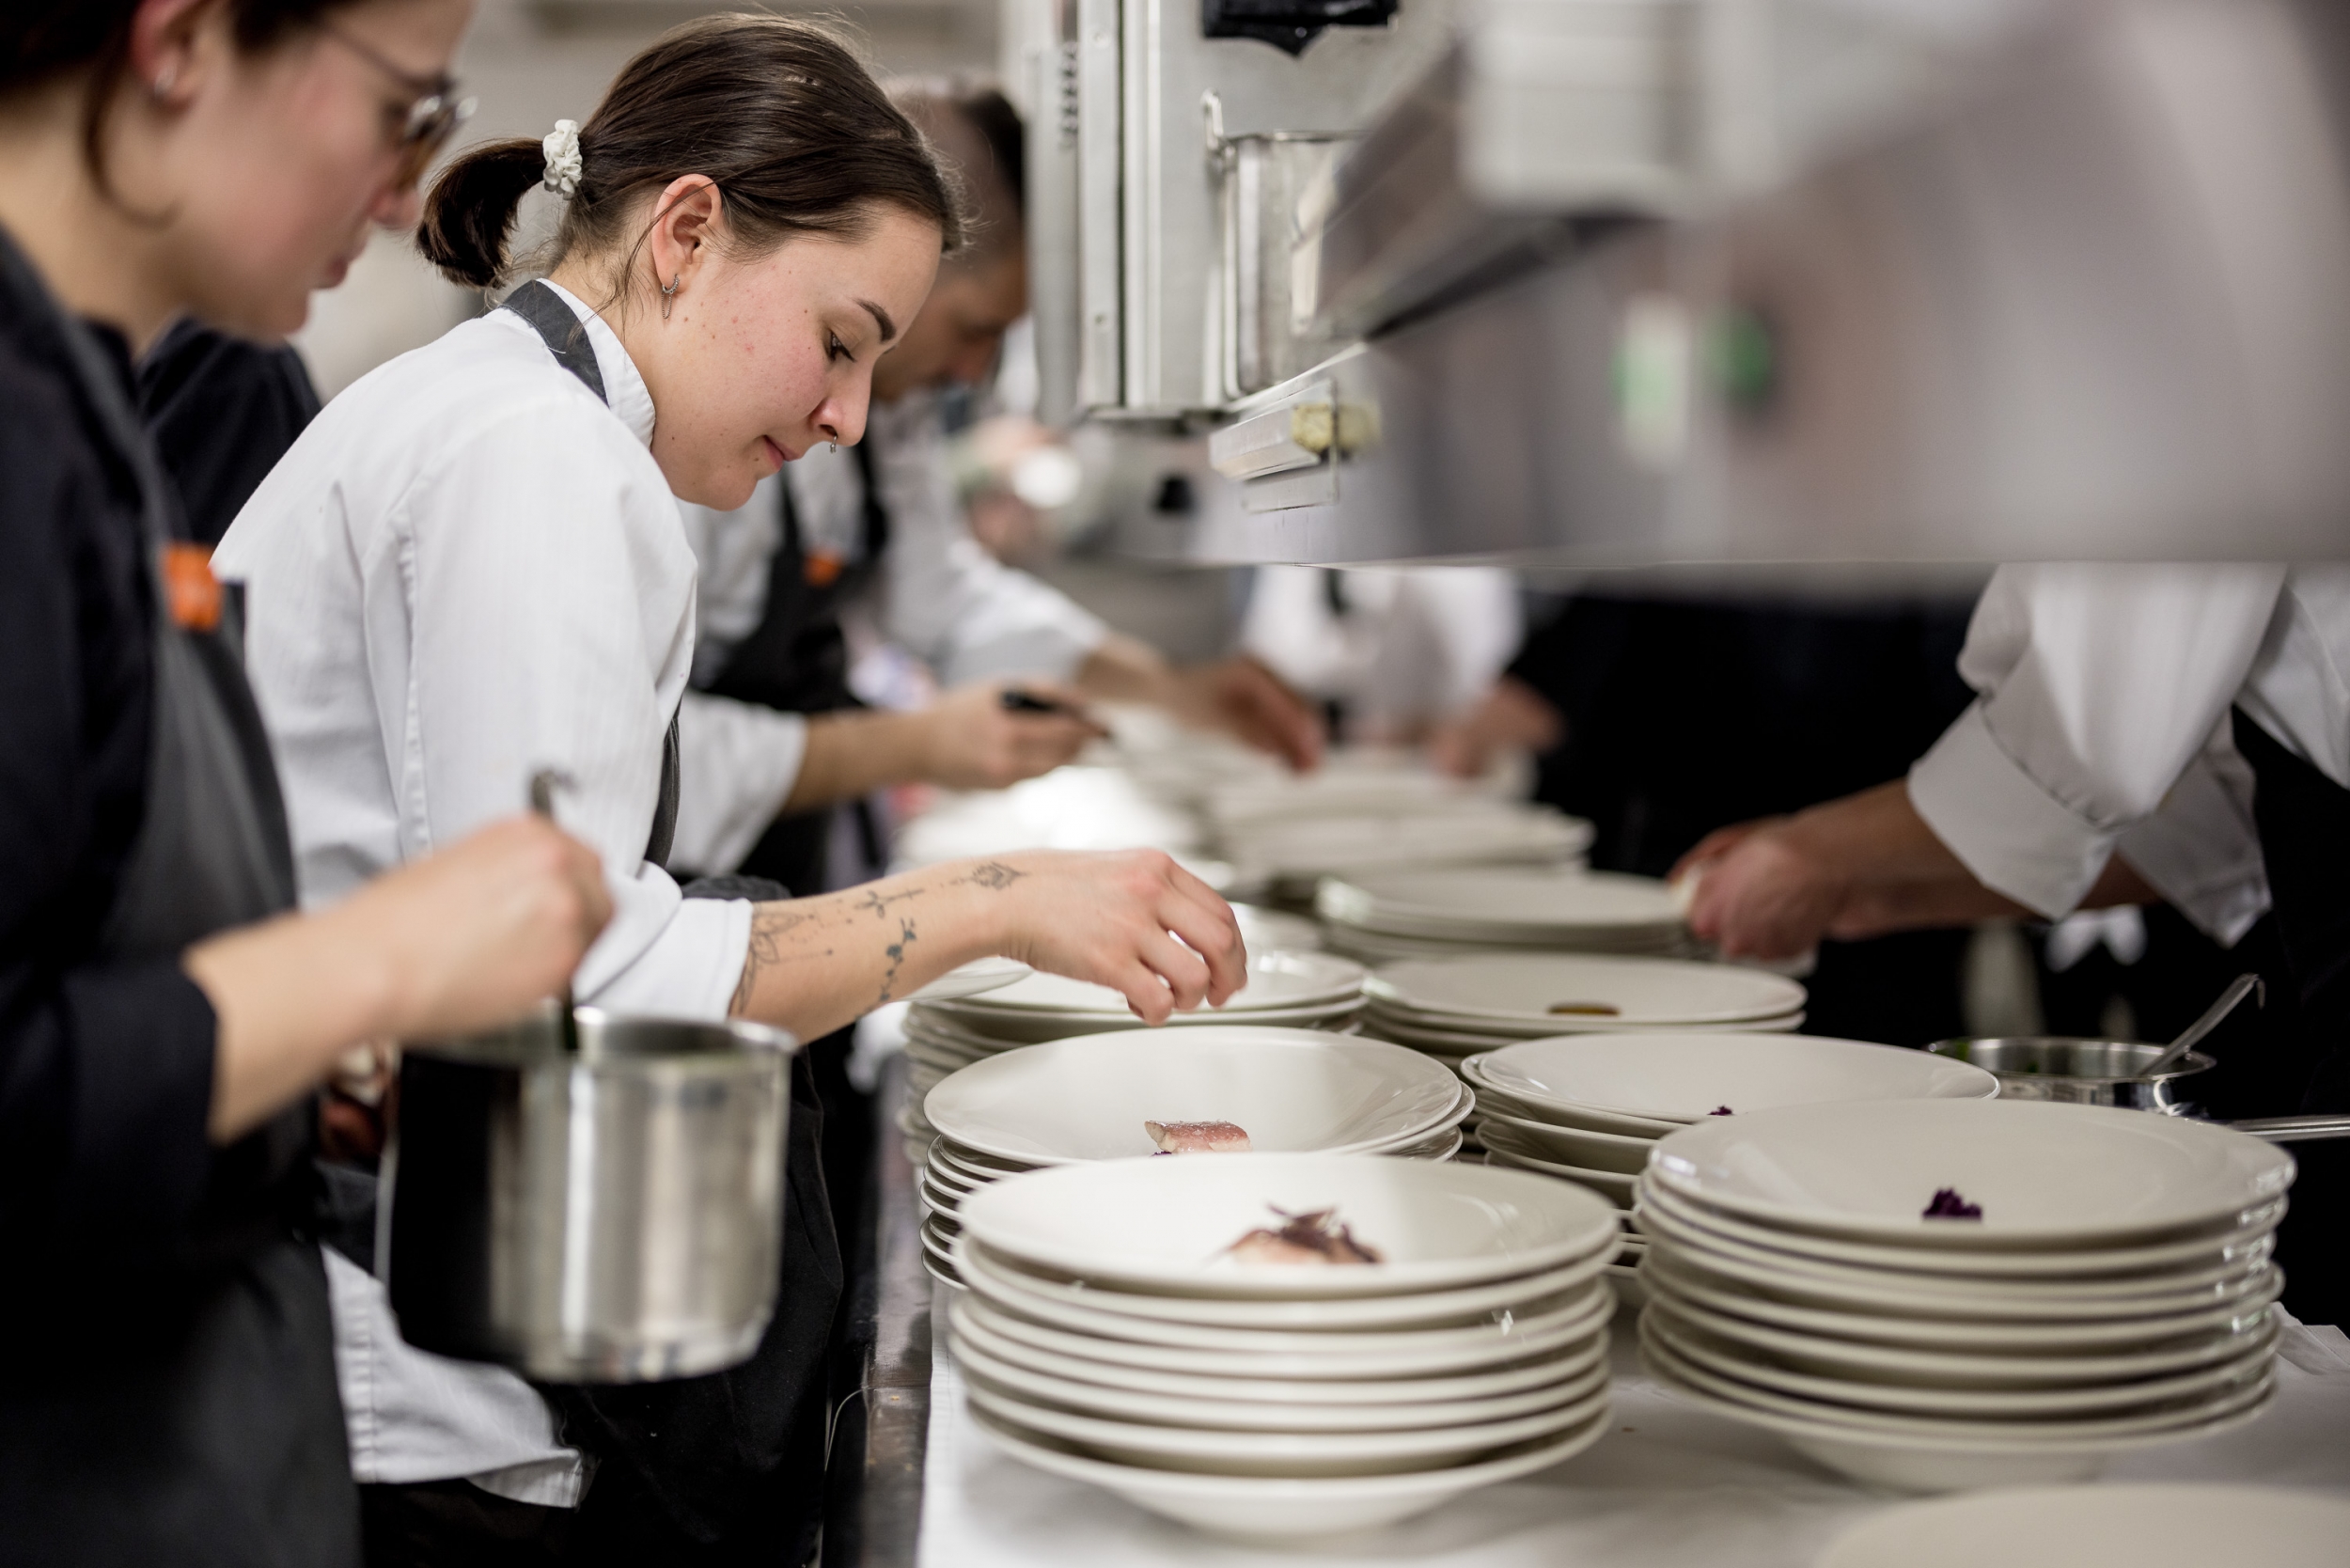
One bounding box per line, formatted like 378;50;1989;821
541;119;584;199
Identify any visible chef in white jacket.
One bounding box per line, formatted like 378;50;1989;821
213;21;1246;1561
1674;562;2350;1324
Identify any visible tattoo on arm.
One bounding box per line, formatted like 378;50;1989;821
958;861;1026;891
730;906;827;1015
876;917;918;1005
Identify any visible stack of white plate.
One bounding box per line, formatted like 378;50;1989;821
1317;866;1690;964
1364;953;1808;1073
918;1028;1472;1286
897;949;1367;1162
948;1153;1622;1542
1637;1099;2295;1491
1217;803;1592;904
1463;1034;1998;1306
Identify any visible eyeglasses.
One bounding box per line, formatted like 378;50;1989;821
317;20;476;189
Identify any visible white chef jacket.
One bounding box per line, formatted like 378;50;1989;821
1239;565;1523;731
670;390;1109;873
1906;563;2350;945
215;281;754;1502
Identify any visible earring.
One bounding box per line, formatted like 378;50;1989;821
830;441;839;454
660;272;682;320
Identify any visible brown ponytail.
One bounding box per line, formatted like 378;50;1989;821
418;14;962;296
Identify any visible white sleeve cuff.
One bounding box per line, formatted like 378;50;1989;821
672;693;810;875
1907;702;2121;919
2111;740;2272;946
578;886;750;1022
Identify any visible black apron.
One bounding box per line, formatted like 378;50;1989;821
697;443;892;900
0;236;356;1563
386;282;842;1566
2232;710;2350;1326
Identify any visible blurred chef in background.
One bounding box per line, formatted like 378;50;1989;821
1674;564;2350;1325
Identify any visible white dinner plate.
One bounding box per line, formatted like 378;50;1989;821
1644;1299;2276;1417
957;1287;1615;1381
951;1332;1608;1434
1648;1101;2297;1248
966;1399;1611;1542
945;1295;1608;1406
1474;1033;1998;1125
948;950;1366;1015
1817;1483;2350;1568
904;955;1033;1003
925;1028;1461;1167
1318;868;1685;941
929;1001;1364;1046
964;1371;1608;1477
957;1152;1622;1299
1637;1174;2285;1280
1368;954;1806;1028
1652;1281;2282;1388
1642;1253;2286;1353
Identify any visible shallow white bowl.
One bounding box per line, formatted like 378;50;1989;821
1318;867;1685;942
1461;1061;1685;1136
1637;1173;2285;1280
1644;1299;2277;1418
926;1029;1462;1167
957;1285;1615;1380
967;1399;1611;1542
962;1238;1607;1330
952;1332;1608;1434
1368;1001;1808;1043
1478;1110;1655;1172
1368;954;1806;1029
1649;1101;2297;1249
957;1152;1622;1299
959;1240;1608;1355
1478;1129;1639;1204
1641;1253;2286;1354
946;1294;1606;1405
940;1001;1365;1046
1649;1285;2283;1389
948;949;1366;1016
1817;1482;2350;1568
965;1372;1608;1477
1474;1033;1998;1125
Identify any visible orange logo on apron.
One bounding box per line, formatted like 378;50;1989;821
162;543;222;632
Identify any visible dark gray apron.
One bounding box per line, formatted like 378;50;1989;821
478;283;843;1563
0;234;357;1564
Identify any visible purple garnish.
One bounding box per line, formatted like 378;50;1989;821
1922;1187;1983;1220
1709;1105;1734;1116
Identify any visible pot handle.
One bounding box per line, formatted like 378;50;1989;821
2224;1113;2350;1144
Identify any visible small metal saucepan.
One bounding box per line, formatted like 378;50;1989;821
382;1006;799;1383
1926;1037;2217;1112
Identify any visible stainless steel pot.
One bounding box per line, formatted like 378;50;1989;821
382;1007;798;1383
1925;1037;2216;1112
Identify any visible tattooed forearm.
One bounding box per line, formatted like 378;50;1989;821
876;917;918;1005
854;884;929;922
730;907;832;1015
956;860;1026;891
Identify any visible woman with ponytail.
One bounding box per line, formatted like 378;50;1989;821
213;14;1245;1561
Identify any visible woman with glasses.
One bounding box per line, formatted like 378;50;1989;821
0;3;615;1563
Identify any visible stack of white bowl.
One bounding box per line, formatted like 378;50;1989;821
1637;1099;2295;1491
948;1152;1622;1542
918;1028;1471;1287
1463;1034;1999;1306
1316;866;1690;964
898;949;1366;1164
1363;952;1808;1074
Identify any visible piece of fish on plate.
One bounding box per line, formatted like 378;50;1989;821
1226;1206;1383;1265
1145;1119;1253;1153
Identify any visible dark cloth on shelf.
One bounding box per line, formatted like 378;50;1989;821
0;226;354;1565
1507;591;1979;1045
136;316;322;547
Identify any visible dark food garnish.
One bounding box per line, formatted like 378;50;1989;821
1709;1105;1734;1116
1226;1205;1384;1266
1547;1002;1622;1016
1922;1187;1983;1220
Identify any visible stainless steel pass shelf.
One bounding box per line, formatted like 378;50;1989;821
1192;0;2350;566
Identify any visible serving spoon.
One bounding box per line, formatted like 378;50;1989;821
2142;972;2263;1079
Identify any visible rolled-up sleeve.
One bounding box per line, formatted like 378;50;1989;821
671;693;808;876
1908;563;2285;932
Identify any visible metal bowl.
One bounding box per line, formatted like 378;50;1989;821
384;1007;798;1383
1925;1037;2215;1112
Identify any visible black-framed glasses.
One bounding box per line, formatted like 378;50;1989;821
317;19;476;187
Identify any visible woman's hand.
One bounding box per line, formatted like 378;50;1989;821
917;681;1106;791
1159;657;1324;773
188;816;610;1141
979;849;1248;1023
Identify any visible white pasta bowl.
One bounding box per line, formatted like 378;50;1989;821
924;1028;1465;1167
948;949;1367;1016
1367;953;1806;1030
1647;1100;2296;1249
956;1152;1622;1299
1471;1033;1998;1126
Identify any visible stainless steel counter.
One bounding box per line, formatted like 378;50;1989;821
835;1054;931;1568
